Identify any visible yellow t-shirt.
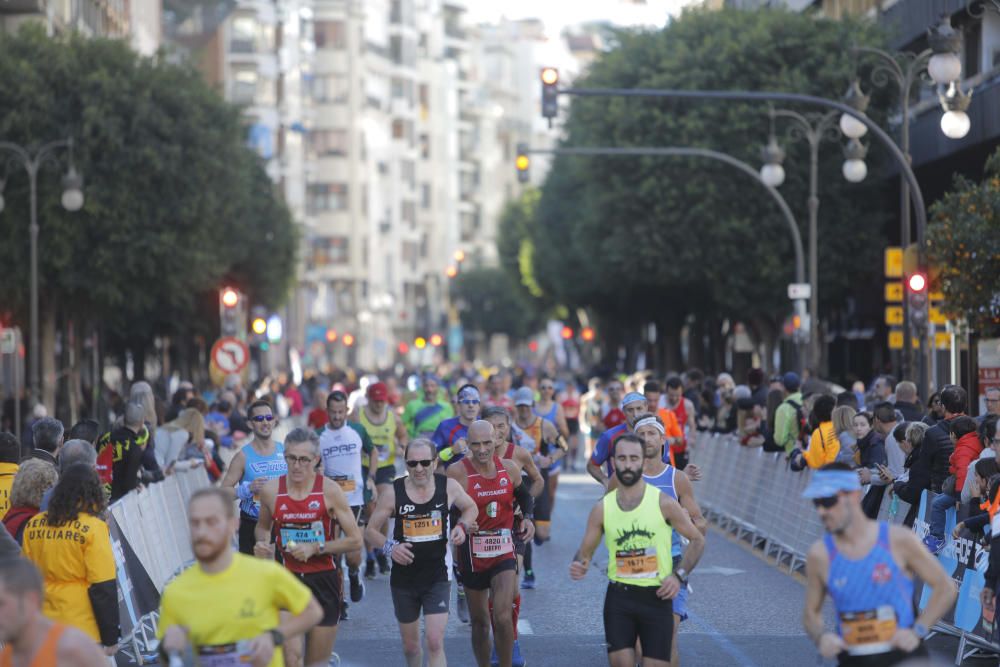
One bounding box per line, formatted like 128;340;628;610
804;421;841;469
158;553;313;667
0;462;18;519
22;511;116;641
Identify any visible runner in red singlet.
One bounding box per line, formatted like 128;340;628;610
447;421;535;667
0;558;108;667
255;428;363;667
665;377;697;470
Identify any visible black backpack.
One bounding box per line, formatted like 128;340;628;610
783;398;810;448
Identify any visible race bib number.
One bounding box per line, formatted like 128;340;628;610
197;641;252;666
280;521;325;546
334;476;356;493
403;511;443;542
840;606;897;655
376;444;391;462
615;547;659;579
471;529;514;559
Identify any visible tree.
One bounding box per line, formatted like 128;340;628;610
451;267;545;341
926;150;1000;336
516;8;892;370
0;26;297;406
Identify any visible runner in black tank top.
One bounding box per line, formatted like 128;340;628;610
365;438;479;667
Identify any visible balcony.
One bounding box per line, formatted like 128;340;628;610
0;0;44;13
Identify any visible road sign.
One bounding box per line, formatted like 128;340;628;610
888;330;904;350
884;247;902;278
934;332;952;349
210;337;249;374
787;283;811;300
884;282;902;302
930;290;945;302
929;306;948;326
0;329;15;355
885;306;903;326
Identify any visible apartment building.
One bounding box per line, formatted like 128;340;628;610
1;0;134;40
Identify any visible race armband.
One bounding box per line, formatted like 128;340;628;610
513;481;534;516
439;447;455;462
381;539;399;557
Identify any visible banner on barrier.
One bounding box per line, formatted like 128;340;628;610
913;490;997;646
109;514;161;666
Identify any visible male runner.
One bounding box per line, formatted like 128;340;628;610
512;387;565;543
432;383;482;467
159;487;322;667
570;434;705;667
221;399;287;555
0;558;108;666
587;392;648;488
353;381;407;576
803;462;956;666
641;381;684;462
483;373;514;412
365;439;479;667
255;428;364;667
534;378;570;518
402;374;454;439
318;390;377;605
447;421;535;667
664;378;697;470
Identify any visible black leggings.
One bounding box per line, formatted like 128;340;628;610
238;514;257;555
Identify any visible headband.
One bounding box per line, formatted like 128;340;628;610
457;386;481;402
622;392;646;408
632;416;665;435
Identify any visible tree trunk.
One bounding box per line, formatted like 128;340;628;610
659;316;683;374
132;344;147;382
41;299;57;412
67;318;82;426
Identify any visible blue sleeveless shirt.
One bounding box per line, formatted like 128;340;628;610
238;441;286;519
643;465;682;557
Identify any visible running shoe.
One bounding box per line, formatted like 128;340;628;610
365;557;376;580
512;639;526;667
922;534;945;555
377;552;391;574
456;586;469;624
349;569;365;602
340;600;349;621
520;569;536;590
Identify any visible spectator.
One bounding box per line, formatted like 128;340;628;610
67;419;101;446
29;417;64;468
953;457;1000;539
919;385;966;493
855;408;888;518
831;406;857;464
0;432;19;519
22;464;119;652
894;381;924;423
747;368;768;407
868;375;895;409
851;381;866;411
129;381;161;428
801;394;840;469
963;416;1000;504
2;459;57;543
924;416;983;552
307;387;329;431
773;372;804;454
836;391;859;410
39;439;99;512
20;404;47;456
924;392;945;427
99;401;162;501
0;522;17;557
712;382;739;434
173;408;223;480
980;387;1000;425
892;419;934;526
164;385;193;423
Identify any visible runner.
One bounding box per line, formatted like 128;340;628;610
570;434;705;667
0;558;108;666
255;428;364;667
586;391;648;489
158;487;323;667
641;381;684;464
220;399;287;555
512;387;565;544
559;380;583;471
447;421;535;667
402;374;455;440
364;438;479;667
353;381;407;577
318;389;378;609
483;373;514;412
433;383;482;467
534;378;570;521
803;462;956;666
664;378;697;470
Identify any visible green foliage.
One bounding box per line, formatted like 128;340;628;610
452;267;545;340
521;8;891;333
926;150;1000;335
0;26;296;349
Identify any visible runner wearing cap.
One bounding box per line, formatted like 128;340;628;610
512;387;565;547
432;384;482;468
803;462;955;666
586;392;649;489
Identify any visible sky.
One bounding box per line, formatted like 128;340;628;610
465;0;691;35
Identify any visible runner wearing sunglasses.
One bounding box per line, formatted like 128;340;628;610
221;399;287;555
803;462;955;666
365;439;478;667
433;384;483;468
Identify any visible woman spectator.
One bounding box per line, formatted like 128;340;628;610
851;412;878;467
22;464;119;654
2;459;57;543
924;392;946;426
963;416;1000;504
924;416;982;553
712;382;740;434
801;394;840;469
172;408;223;480
832;405;858;464
953;458;1000;540
888;421;930;526
129;381;160;428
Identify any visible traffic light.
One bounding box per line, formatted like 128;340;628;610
541;67;559;122
251;317;267;336
516;143;530;184
581;327;595;342
325;328;338;343
907;270;929;332
414;336;427;350
560;325;573;340
342;333;355;347
430;333;443;347
219;287;244;337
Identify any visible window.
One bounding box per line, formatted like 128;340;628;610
307;183;348;214
231;69;257;105
391;77;414;104
402;201;416;227
231;15;256;53
421;183;431;209
309;236;349;267
314;21;346;49
310;74;349;103
401;160;415;188
310;130;349;156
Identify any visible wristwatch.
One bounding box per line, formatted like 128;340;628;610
912;622;929;639
269;629;285;646
674;568;689;586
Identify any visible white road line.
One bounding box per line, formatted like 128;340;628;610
518;619;534;635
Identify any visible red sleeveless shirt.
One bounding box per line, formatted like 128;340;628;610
273;474;337;574
461;456;516;571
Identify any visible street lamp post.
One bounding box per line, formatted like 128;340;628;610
0;138;84;406
763;107;841;373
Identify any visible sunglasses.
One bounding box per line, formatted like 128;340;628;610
540;385;555;390
406;459;433;468
458;399;480;406
812;495;839;509
284;454;314;466
252;414;275;423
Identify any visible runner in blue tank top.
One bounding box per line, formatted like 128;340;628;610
803;463;956;666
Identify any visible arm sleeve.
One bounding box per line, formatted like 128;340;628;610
952;448;976;493
85;521;119;645
513;479;534;517
88;580;120;646
966;510;990;533
272;563;314;614
803;430;823;469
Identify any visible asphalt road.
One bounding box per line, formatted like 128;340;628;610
328;470;962;667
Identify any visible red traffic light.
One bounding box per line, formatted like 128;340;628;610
221;288;239;308
398;342;410;354
581;327;595;342
560;326;573;340
907;273;927;293
528;341;539;352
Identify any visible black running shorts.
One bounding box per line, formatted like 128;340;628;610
295;569;342;627
533;470;552;522
391;578;450;624
603;581;674;660
461;559;517;591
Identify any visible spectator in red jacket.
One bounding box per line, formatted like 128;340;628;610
924;416;980;554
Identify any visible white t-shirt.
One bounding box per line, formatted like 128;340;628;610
319;424;365;507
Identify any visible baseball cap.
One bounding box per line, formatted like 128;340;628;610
622;392;646;408
782;372;801;392
802;469;861;499
513;387;535;406
367;382;389;401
